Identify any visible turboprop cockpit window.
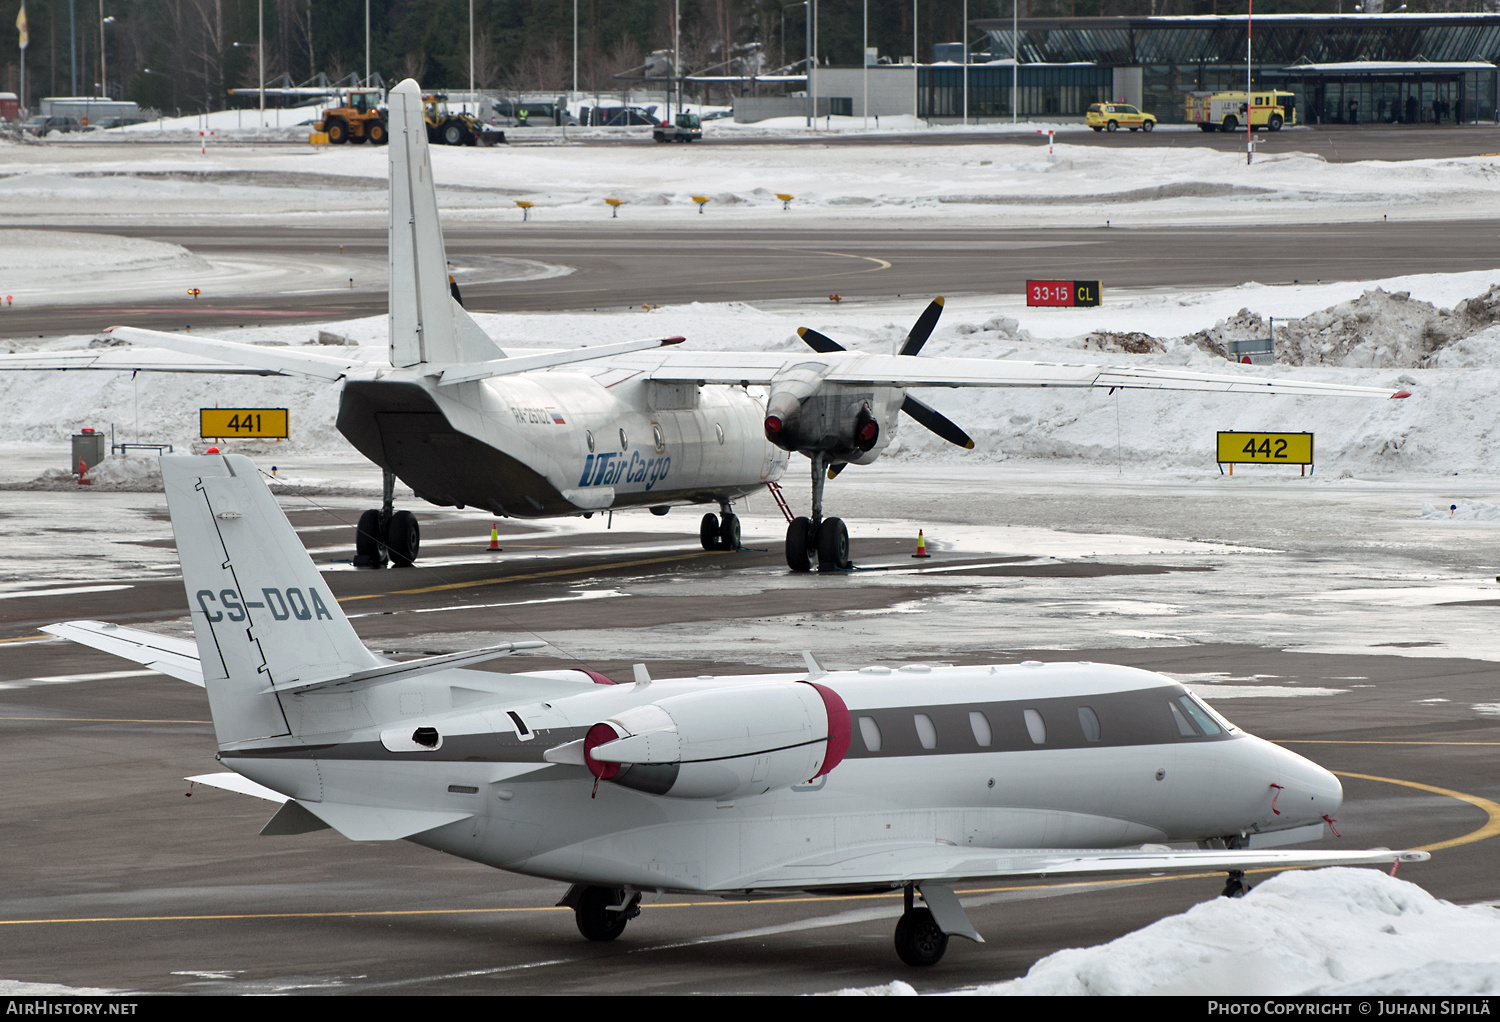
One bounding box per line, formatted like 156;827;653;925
913;713;937;750
858;716;882;752
1023;709;1047;745
1078;706;1101;742
1177;696;1221;736
1169;701;1198;737
969;711;992;747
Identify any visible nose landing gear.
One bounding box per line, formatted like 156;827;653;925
785;453;851;573
353;470;422;568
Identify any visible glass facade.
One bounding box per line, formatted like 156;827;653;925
918;64;1113;119
974;14;1500;124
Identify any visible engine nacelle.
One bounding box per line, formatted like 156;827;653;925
761;364;901;462
583;680;851;800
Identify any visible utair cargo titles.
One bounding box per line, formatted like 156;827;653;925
578;451;671;490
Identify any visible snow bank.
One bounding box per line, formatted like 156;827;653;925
966;869;1500;996
833;869;1500;996
1419;500;1500;521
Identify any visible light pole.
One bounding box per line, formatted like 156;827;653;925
912;0;917;123
98;5;113;98
143;67;178;118
468;0;474;106
365;0;370;85
1013;0;1018;124
572;0;578;94
962;0;968;126
69;0;76;95
862;0;868;129
258;0;265;126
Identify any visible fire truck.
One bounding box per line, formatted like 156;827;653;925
1186;90;1296;132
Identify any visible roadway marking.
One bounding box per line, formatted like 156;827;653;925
0;635;53;644
1332;770;1500;854
0;716;211;724
337;551;721;601
0;585;133;601
0;669;158;690
1277;740;1500;746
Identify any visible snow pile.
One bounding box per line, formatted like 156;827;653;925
1419;500;1500;521
1276;286;1500;369
965;869;1500;995
0;454;165;491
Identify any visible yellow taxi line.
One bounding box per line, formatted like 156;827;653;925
337;551;720;601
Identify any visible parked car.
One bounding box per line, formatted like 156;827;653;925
21;115;80;136
1086;103;1156;132
578;105;658;126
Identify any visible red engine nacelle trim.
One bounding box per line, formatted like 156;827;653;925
584;721;623;779
805;681;852;778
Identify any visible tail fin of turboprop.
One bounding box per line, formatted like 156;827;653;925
386;78;505;369
161;454;383;746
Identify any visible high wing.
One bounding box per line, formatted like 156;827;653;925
726;841;1430;893
42;621;204;686
0;345;277;375
622;348;1410;399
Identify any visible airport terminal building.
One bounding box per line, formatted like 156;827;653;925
783;13;1500;125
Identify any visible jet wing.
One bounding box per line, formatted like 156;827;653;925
635;349;1409;399
725;842;1430;892
43;620;204;686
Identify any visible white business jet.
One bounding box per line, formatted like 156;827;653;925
47;452;1426;966
0;78;1409;572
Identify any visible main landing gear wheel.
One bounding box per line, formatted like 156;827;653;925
786;517;816;572
354;509;387;568
353;471;420;568
386;510;420;568
699;511;741;551
894;907;949;967
816;517;850;570
1221;870;1252;899
574;886;639;941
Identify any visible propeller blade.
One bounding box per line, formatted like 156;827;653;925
902;395;974;449
827;463;847;480
797;326;845;354
897;297;946;357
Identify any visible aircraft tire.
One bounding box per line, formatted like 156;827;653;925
385;510;421;567
575;886;630;941
786;517;815;572
816;517;850;570
894;908;949;967
353;509;387;568
700;512;721;550
718;512;741;551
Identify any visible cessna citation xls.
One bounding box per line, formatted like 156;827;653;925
47;453;1427;966
0;78;1409;573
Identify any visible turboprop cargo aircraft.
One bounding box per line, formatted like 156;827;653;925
46;452;1427;966
0;78;1410;574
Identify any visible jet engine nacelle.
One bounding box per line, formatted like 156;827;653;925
761;364;902;463
583;680;851;800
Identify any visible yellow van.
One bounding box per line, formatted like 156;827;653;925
1086;103;1157;132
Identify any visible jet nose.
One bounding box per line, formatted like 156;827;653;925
1274;744;1343;822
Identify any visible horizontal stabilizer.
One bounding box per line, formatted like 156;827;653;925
45;621;203;686
110;327;372;381
186;771;290;803
437;336;686;385
299;801;472;842
265;640;547;695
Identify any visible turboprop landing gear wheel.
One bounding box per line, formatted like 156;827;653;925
816;516;850;570
385;510;421;568
575;886;638;941
700;512;721;551
718;512;741;551
894;907;949;967
353;509;387;568
1221;870;1252;899
786;516;816;572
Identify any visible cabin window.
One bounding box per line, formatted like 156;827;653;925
619;427;629;450
1078;706;1101;742
1023;708;1047;745
585;429;595;453
969;710;992;747
1169;701;1198;737
1177;695;1221;736
914;713;937;750
858;716;882;753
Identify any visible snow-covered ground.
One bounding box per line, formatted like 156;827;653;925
841;869;1500;995
3;131;1498;228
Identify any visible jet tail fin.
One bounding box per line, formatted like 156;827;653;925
161;454;384;746
386;78;505;369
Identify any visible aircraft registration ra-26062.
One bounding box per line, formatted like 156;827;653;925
0;77;1409;573
46;452;1427;966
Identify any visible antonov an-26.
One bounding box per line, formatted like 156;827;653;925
0;79;1408;573
47;453;1427;966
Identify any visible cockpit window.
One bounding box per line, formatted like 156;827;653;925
1177;695;1221;736
1187;692;1238;733
1169;701;1198;737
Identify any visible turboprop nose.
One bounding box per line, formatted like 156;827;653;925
1273;743;1343;823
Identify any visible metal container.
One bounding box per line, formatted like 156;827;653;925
71;430;106;474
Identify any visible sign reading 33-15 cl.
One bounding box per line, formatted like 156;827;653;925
201;408;289;439
1027;280;1102;308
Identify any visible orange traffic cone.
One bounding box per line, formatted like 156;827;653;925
488;522;501;551
77;459;91;486
911;529;930;558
